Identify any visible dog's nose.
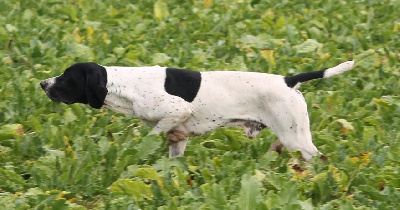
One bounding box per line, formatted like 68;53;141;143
40;81;47;90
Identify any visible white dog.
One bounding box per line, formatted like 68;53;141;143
40;60;354;160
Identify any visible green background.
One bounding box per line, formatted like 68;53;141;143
0;0;399;209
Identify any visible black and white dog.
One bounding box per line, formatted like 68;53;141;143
40;61;354;160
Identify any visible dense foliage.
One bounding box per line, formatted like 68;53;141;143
0;0;399;209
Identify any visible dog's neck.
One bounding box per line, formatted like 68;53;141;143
101;66;134;115
101;66;165;115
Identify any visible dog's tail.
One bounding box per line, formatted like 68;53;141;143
284;60;354;89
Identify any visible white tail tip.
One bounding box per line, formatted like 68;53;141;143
324;60;354;78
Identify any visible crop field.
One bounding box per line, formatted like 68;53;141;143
0;0;399;209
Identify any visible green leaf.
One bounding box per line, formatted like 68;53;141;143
354;49;377;69
202;183;228;209
278;181;299;205
5;24;18;32
240;34;265;48
66;43;95;61
0;168;25;192
134;167;159;180
63;108;77;123
295;39;322;54
238;174;261;210
110;179;153;199
154;0;169;20
135;135;163;160
152;53;171;64
0;124;24;140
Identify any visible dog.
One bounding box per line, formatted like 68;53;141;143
40;60;354;160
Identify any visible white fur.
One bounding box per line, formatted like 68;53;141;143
324;60;354;78
102;65;334;160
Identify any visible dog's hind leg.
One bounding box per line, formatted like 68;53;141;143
264;91;320;161
268;140;283;154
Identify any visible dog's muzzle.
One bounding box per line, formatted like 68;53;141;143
40;80;49;90
40;78;62;102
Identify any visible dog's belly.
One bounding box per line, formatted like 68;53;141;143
181;114;266;137
178;72;287;135
181;117;231;135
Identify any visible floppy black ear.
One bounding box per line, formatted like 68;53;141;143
85;64;108;109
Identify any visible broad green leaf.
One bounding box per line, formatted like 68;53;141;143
203;183;227;209
238;174;261;210
265;190;282;208
66;43;95;61
295;39;322;54
63;108;77;123
154;0;169;20
354;49;377;69
110;179;153;199
135;135;163;160
5;24;17;32
278;181;298;205
0;124;24;140
0;168;25;192
240;34;265;48
134;167;159;180
0;192;27;209
152;53;171;64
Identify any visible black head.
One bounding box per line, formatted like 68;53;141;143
40;62;108;109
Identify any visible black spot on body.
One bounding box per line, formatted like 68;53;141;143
164;68;201;102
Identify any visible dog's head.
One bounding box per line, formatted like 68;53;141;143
40;62;108;109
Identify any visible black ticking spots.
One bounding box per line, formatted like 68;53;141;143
164;68;201;102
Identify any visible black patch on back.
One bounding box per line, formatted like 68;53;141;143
284;69;325;88
165;68;201;102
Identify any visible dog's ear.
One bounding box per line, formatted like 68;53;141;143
85;64;108;109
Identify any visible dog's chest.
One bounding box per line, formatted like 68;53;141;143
103;93;135;115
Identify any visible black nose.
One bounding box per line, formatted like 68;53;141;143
40;81;47;90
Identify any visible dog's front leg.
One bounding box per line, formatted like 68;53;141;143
168;130;189;158
149;115;190;135
148;116;191;159
169;137;189;159
169;140;188;158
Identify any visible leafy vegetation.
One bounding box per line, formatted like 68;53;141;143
1;0;399;209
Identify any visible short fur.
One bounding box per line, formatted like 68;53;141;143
40;61;354;160
164;68;201;102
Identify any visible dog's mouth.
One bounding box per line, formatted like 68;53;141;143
43;91;69;104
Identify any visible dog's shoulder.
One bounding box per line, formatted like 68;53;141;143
164;68;201;102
